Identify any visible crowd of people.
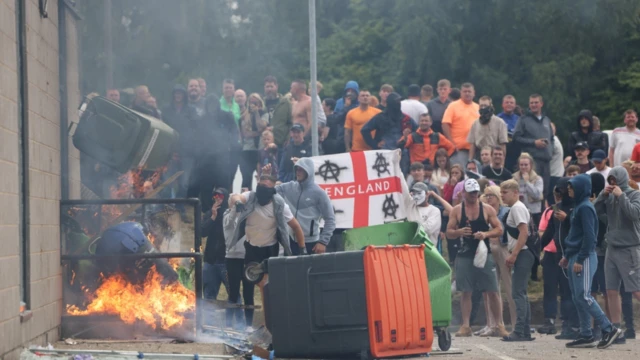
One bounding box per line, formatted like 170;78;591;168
82;76;640;349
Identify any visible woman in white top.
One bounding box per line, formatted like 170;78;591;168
431;148;452;192
512;153;544;227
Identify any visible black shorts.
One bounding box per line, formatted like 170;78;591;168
591;255;606;294
244;242;279;264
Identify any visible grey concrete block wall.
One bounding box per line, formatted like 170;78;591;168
0;0;81;358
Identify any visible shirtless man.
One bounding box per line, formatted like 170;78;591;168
290;80;312;138
446;179;507;337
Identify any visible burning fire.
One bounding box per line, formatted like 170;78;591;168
102;166;168;221
66;266;195;330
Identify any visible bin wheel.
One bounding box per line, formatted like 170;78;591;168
438;329;452;351
244;262;266;284
359;348;372;360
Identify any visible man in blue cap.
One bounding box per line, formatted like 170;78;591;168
586;149;611;179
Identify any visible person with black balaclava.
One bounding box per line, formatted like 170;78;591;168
467;96;508;163
361;92;417;174
539;178;580;339
189;94;239;210
224;174;306;329
361;92;417;151
202;187;230;301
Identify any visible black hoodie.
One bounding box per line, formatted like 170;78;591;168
202;188;230;264
541;177;573;260
162;84;198;156
567;109;609;160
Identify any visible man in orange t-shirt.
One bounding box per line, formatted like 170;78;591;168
442;83;479;166
344;90;381;151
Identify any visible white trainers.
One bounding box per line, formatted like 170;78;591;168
474;326;491;336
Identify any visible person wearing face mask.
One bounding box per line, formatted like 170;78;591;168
224;174;306;322
361;92;418;151
407;182;447;247
467;96;508;163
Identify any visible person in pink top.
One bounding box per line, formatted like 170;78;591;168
538;178;580;338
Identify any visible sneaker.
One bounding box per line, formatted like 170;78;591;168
245;326;255;334
597;327;623;349
613;333;626;344
624;328;636;339
566;336;596;348
555;330;580;340
502;332;535;342
474;326;491;336
538;319;557;334
455;326;473;337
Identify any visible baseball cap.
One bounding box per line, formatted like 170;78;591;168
290;123;305;132
574;141;589;150
592;149;606;162
464;179;481;193
411;182;430;193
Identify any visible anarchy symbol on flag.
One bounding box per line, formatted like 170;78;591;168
311;150;414;228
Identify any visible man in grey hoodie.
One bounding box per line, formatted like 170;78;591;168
595;166;640;337
272;157;336;254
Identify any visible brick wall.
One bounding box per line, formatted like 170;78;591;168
0;1;80;358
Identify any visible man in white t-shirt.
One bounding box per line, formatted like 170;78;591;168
500;179;535;342
409;182;441;247
401;84;429;123
609;109;640;167
225;175;306;295
586;149;611;180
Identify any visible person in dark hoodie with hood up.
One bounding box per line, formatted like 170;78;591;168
538;178;579;338
272;158;336;255
202;187;230;300
595;166;640;341
162;85;201;197
363;92;417;174
362;92;417;151
189;94;239;210
561;174;622;349
588;172;610;340
566;110;609;162
334;80;360;114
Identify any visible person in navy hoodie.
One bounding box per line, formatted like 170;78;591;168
561;174;622;349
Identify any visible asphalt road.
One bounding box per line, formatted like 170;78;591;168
430;333;639;360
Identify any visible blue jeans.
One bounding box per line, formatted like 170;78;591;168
568;253;613;337
203;262;228;300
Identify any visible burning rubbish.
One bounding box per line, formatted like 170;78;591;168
61;205;202;340
66;265;195;330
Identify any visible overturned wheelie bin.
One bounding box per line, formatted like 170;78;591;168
343;222;453;351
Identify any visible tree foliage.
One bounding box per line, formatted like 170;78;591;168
78;0;640;139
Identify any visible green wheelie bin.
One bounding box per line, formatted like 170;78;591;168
343;222;453;351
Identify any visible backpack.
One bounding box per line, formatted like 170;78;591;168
501;210;541;260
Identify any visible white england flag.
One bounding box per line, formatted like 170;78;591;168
311;149;418;229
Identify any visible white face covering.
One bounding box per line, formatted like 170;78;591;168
412;191;426;205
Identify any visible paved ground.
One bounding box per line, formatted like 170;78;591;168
430;332;639;360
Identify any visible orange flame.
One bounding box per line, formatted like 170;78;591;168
66;266;194;330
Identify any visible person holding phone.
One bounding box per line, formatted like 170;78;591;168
202;188;230;301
